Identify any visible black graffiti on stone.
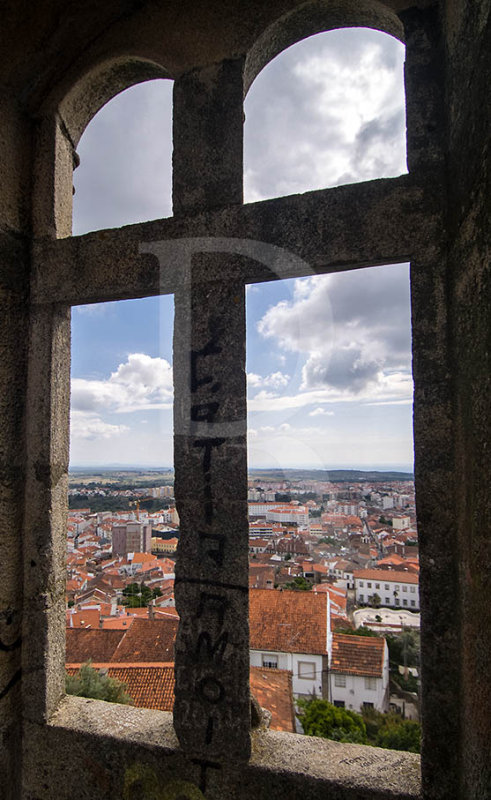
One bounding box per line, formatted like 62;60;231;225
194;630;228;663
191;337;223;394
197;592;229;626
0;636;21;653
197;676;225;705
199;532;225;567
191;758;221;793
0;607;22;652
191;402;219;424
194;437;225;473
0;668;22;702
205;717;214;745
194;438;225;523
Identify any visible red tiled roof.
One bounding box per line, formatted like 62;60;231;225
249;588;328;655
250;667;295;733
109;618;178;662
66;609;101;629
330;633;386;677
66;629;125;662
100;617;135;630
66;663;295;732
66;663;175;711
353;568;419;584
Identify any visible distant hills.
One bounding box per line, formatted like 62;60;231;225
69;466;413;484
248;468;414;483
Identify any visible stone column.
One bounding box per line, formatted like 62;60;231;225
22;115;72;727
172;58;251;772
0;93;32;800
401;8;457;800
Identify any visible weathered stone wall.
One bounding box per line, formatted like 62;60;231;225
0;1;489;799
444;2;491;797
0;92;32;800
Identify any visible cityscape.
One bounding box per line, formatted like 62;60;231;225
66;467;420;750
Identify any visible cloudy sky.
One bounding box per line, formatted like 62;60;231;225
71;27;413;471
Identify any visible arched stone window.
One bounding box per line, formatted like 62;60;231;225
2;2;487;799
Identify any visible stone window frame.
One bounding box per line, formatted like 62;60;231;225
19;4;450;798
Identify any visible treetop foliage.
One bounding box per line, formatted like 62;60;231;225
297;698;420;753
66;661;133;705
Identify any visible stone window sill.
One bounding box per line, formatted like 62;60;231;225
32;695;423;799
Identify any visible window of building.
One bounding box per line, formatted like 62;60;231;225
410;586;416;593
262;655;278;669
363;702;374;709
403;599;408;606
359;594;364;602
365;677;377;690
375;583;380;589
367;582;372;588
411;600;416;607
385;583;390;590
333;700;345;708
334;674;346;688
298;661;316;680
385;597;390;604
403;585;408;592
359;581;364;587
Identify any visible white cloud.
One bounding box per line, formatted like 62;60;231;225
244;28;406;202
70;411;129;441
71;353;173;414
309;407;335;417
247;371;290;389
256;265;412;399
74;302;114;317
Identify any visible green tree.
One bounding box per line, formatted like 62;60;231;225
66;661;133;705
375;716;421;753
386;630;420;669
122;582;162;607
361;707;420;752
298;699;367;744
336;626;379;637
284;576;312;591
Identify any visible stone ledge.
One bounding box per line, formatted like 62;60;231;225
25;695;422;799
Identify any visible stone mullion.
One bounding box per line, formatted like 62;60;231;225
400;8;457;800
22;114;73;728
171;58;251;775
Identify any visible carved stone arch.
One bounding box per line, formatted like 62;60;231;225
31;55;172;238
55;56;172;149
244;0;404;96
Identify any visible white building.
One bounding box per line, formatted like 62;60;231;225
392;515;411;531
329;633;389;713
249;589;330;699
354;569;420;610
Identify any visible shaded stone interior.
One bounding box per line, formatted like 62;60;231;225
0;1;489;798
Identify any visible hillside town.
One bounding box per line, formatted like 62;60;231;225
66;473;420;737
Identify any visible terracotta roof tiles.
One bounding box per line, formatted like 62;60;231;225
353;568;419;584
330;633;386;677
66;662;295;732
249;588;328;655
66;629;125;662
109;618;178;662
